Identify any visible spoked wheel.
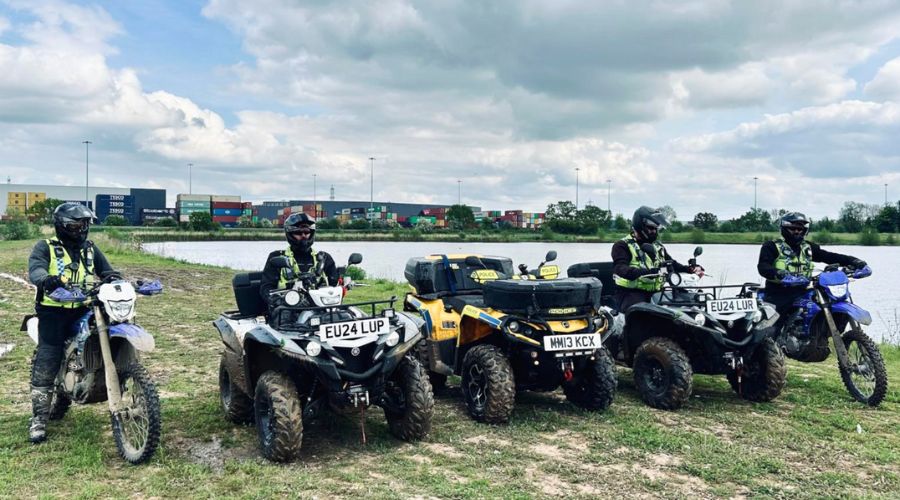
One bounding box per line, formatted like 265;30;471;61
461;345;515;424
839;329;888;407
632;337;693;411
110;363;161;464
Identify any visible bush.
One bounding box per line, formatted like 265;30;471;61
812;230;834;245
189;211;217;231
690;228;705;244
154;218;177;227
345;266;367;281
858;228;881;246
103;215;128;226
886;233;897;246
0;213;40;240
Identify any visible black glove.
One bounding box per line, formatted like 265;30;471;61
640;268;660;277
851;259;867;269
41;275;64;292
775;270;788;279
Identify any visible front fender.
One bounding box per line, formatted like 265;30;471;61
109;323;155;352
832;302;872;326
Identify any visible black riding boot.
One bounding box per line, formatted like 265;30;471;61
29;385;52;443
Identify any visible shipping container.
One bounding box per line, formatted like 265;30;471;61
211;201;242;210
27;192;46;204
242;209;252;216
242;202;252;209
177;194;212;202
211;195;241;203
212;208;243;216
350;207;366;214
213;215;240;223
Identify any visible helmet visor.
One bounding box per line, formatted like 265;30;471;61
61;218;90;233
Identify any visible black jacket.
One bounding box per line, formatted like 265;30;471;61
757;240;857;289
611;239;692;282
259;246;338;301
28;239;118;305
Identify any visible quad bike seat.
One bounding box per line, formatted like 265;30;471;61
233;271;266;317
443;294;486;315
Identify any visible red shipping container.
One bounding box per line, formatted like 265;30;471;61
212;201;243;209
242;202;252;209
213;215;240;223
505;210;523;216
282;207;292;216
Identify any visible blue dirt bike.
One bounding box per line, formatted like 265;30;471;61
760;265;888;406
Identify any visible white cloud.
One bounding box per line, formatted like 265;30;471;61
864;57;900;102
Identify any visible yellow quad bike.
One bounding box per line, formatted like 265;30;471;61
404;252;617;424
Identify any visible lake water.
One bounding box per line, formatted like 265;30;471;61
143;240;900;342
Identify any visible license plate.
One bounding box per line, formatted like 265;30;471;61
542;333;600;351
318;317;389;342
706;297;758;316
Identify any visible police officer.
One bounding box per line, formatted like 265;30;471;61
27;202;120;443
758;212;865;317
611;206;703;311
259;213;338;308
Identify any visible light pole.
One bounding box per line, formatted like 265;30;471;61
885;183;888;205
575;167;580;209
369;157;375;209
83;140;92;206
313;173;317;207
606;179;611;213
187;163;193;194
753;176;759;211
457;179;461;205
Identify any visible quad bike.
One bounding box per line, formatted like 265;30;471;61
568;246;786;411
761;265;887;406
405;251;617;424
213;253;433;462
22;278;164;464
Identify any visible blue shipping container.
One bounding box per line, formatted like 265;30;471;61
212;208;242;216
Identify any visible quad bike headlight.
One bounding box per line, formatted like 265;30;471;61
507;320;521;333
693;313;706;326
386;331;400;347
106;299;135;322
284;290;301;306
306;340;322;357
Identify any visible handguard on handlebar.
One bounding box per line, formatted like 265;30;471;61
779;274;811;287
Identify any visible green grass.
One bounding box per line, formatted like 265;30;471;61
1;238;899;498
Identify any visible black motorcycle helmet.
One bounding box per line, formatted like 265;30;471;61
632;206;668;243
53;202;96;246
284;212;316;252
780;212;810;245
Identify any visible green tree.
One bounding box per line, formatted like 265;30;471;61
189;211;216;231
613;214;630;232
657;205;677;223
415;219;434;233
545;201;577;222
692;212;718;231
873;205;899;233
25;198;67;224
153;217;177;227
238;216;254;228
316;217;340;230
259;218;274;228
103;214;128;226
446;204;475;230
736;208;772;232
839;202;867;233
346;218;371;230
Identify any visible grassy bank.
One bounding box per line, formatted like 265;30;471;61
90;225;899;246
1;238;899;498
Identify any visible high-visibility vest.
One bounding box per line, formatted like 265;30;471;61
277;246;319;289
768;238;813;285
39;238;94;308
613;235;664;292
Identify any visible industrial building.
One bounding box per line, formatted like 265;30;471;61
2;183;166;224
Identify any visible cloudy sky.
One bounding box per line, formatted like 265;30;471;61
2;0;900;219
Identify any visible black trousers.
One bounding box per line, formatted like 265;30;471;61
31;306;89;387
615;289;654;313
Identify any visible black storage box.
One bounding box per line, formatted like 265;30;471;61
567;262;616;298
483;277;602;314
233;271;265;317
404;255;514;295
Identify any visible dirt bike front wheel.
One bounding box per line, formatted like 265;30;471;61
110;363;162;464
838;329;888;407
